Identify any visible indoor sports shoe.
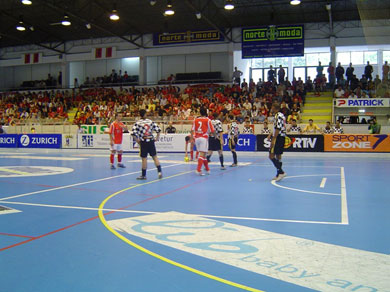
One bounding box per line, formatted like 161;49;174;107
220;166;226;170
158;172;163;179
230;163;237;167
117;163;126;168
275;173;287;182
110;164;116;169
195;170;205;176
136;175;147;180
205;170;210;175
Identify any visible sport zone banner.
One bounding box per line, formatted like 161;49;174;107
242;25;304;59
335;98;390;108
257;135;324;152
324;134;390;152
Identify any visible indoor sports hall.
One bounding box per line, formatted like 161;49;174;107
1;0;390;292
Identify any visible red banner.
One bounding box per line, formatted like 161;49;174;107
95;48;102;58
33;52;39;63
105;47;112;58
24;54;30;64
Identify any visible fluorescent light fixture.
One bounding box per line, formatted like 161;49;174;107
195;12;201;19
290;0;301;5
86;23;91;29
16;22;26;31
224;0;234;10
164;0;174;16
21;0;32;5
358;109;366;113
61;15;71;26
150;0;157;5
110;10;120;20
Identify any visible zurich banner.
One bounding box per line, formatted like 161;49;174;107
0;134;18;148
18;134;62;148
222;134;256;151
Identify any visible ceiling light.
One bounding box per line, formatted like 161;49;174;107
110;10;120;20
150;0;157;5
86;23;91;29
21;0;32;5
290;0;301;5
16;21;26;31
195;12;201;19
224;0;234;10
164;0;174;16
61;15;71;26
326;3;331;11
29;26;34;31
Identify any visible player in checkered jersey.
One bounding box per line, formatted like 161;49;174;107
287;119;302;134
131;109;162;180
228;115;240;167
267;103;287;182
206;112;225;170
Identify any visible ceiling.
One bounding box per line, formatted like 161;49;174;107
0;0;389;51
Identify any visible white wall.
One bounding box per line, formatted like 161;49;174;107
69;61;85;87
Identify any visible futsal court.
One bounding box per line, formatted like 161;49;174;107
0;149;389;292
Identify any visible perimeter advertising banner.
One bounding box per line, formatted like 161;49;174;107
0;134;18;148
335;98;390;108
18;134;62;148
222;134;257;151
153;30;224;46
324;134;390;152
242;25;304;59
77;134;132;150
257;135;324;152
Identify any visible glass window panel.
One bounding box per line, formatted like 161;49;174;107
292;56;305;66
364;51;378;64
263;58;276;68
307;67;317;81
275;57;289;67
351;52;364;65
383;51;390;63
251;58;263;68
294;67;306;81
319;53;331;64
251;69;264;82
337;52;350;65
306;54;318;66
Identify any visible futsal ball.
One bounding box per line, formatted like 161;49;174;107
184;156;190;162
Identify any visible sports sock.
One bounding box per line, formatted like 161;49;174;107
206;155;211;162
196;151;199;159
142;169;146;177
203;158;210;171
197;157;203;172
157;165;162;173
232;152;237;164
219;154;224;167
118;154;122;163
190;150;194;160
110;154;114;164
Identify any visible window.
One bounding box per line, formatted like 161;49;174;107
319;53;330;64
251;59;263;68
337;52;350;65
275;57;289;67
306;54;318;66
351;52;364;65
383;51;390;63
364;51;377;64
263;58;276;68
292;56;305;66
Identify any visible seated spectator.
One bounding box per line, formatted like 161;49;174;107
302;119;322;134
287;119;301;134
334;85;345;98
333;120;344;134
261;121;271;134
242;120;254;134
165;121;176;133
323;121;333;134
0;123;6;134
368;117;381;134
287;110;301;123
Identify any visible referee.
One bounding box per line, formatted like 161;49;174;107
131;109;162;180
207;112;225;170
228;115;240;167
268;103;287;181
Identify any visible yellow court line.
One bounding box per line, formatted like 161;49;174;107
0;168;31;175
98;170;264;292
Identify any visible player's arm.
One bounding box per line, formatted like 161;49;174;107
316;124;322;134
131;124;141;144
108;124;114;146
271;128;279;149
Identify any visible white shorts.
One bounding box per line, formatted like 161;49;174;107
110;144;123;152
195;137;208;153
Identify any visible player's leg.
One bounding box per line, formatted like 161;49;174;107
137;142;148;180
229;138;237;167
110;147;116;169
150;141;162;179
117;145;125;168
195;138;209;175
218;149;225;169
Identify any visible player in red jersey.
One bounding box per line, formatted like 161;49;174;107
108;113;128;169
191;107;215;175
184;135;198;161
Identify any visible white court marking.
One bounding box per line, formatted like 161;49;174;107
320;178;327;188
73;154;167;158
0;166;74;178
0;155;87;161
0;201;343;225
340;167;349;224
0;163;181;201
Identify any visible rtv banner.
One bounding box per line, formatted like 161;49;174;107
324;134;390;152
153;30;224;46
18;134;62;148
78;134;131;150
257;135;324;152
242;25;304;59
0;134;18;148
222;134;256;151
335;98;390;108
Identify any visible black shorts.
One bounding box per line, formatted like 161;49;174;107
270;135;285;155
209;136;222;151
140;140;157;158
229;137;238;151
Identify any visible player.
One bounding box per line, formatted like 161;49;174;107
192;107;215;175
206;112;225;170
267;103;287;182
131;109;162;180
184;134;198;161
228;115;239;167
108;113;128;169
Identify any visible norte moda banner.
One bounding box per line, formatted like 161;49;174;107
324;134;390;152
242;25;304;59
0;134;18;148
153;30;224;46
18;134;62;148
335;98;390;108
257;135;324;152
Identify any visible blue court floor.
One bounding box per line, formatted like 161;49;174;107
0;149;389;292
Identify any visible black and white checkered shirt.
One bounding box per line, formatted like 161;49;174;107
212;119;223;133
228;122;240;139
261;128;271;134
289;125;301;134
333;127;344;134
131;118;161;141
243;126;254;134
274;112;286;137
323;128;333;134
